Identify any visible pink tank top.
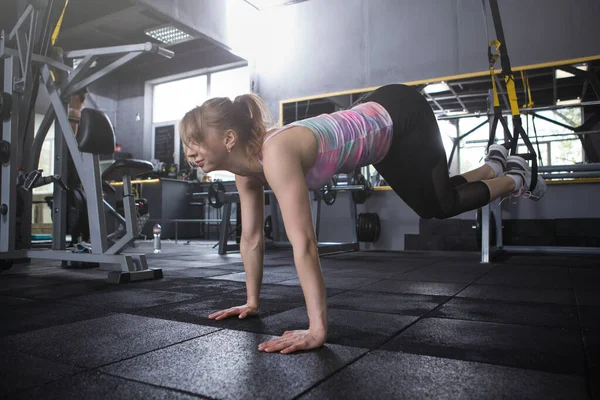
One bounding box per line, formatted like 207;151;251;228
261;101;393;190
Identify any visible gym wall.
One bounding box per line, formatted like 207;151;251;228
251;0;600;119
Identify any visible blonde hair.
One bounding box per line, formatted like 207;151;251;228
180;93;273;160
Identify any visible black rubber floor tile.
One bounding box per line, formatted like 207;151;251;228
359;279;468;296
1;314;217;368
259;307;417;349
136;294;303;332
571;268;600;291
501;255;571;266
583;326;599;369
393;264;491;284
61;288;200;311
275;276;381;290
0;300;112;337
133;277;247;296
579;306;600;328
458;284;576;305
0;275;67;292
0;278;123;300
431;297;580;328
477;265;571;289
101;329;366;400
206;271;299;284
301;350;589;400
576;290;600;307
319;266;416;280
0;349;83;397
239;284;345;303
8;370;203;400
327;290;448;316
381;317;586;375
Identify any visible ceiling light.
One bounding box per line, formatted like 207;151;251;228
423;82;451;94
144;25;193;45
556;97;581;106
444;109;469;116
555;63;588;79
244;0;308;10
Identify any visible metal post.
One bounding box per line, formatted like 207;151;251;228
481;204;491;263
218;202;233;255
1;56;19;252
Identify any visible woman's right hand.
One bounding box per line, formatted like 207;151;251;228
208;304;258;320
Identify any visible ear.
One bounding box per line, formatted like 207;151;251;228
224;129;238;148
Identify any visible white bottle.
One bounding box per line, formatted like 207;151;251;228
153;223;162;253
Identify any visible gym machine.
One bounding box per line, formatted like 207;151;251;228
1;2;174;282
189;173;381;255
478;0;600;261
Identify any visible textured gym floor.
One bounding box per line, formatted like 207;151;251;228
1;242;598;399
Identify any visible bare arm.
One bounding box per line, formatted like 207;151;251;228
235;174;265;308
261;144;327;338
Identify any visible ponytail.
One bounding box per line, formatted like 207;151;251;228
233;93;273;157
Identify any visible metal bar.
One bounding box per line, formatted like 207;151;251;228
423;92;444;111
539;163;600;172
63;42;171;58
540;171;600;179
60;55;97;97
448;85;468;112
481;204;491;263
530;112;574;131
190;184;367;199
8;5;34;40
66;52;143;96
1;47;73;72
503;245;600;255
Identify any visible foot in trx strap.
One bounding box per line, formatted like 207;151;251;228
505;156;547;201
484;144;508;178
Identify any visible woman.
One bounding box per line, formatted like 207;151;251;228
181;84;546;355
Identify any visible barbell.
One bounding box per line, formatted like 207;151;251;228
196;174;374;209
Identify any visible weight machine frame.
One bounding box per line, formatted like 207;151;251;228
1;3;173;282
479;0;600;262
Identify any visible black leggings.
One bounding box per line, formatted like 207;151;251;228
359;84;491;219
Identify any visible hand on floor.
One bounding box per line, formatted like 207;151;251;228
208;304;258;320
258;329;326;354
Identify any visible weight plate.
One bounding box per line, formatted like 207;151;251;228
208;181;226;209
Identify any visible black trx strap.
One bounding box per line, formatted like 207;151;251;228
483;0;539;191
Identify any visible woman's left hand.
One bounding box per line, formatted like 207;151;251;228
258;329;326;354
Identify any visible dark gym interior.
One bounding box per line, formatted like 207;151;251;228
1;0;599;399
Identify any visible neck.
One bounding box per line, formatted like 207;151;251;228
222;150;263;177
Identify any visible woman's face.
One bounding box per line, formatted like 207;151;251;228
184;127;228;173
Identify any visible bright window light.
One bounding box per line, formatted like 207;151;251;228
153;75;208;123
145;25;193;45
423;82;451;94
555;63;588;79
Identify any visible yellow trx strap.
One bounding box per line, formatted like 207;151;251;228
520;70;534;108
51;0;69;46
488;40;501;108
49;0;69;82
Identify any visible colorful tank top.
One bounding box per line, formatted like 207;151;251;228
261;101;393;190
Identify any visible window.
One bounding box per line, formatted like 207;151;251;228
210;66;250;100
34;114;55;195
151;65;250;181
456;108;584;174
152;75;208;124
